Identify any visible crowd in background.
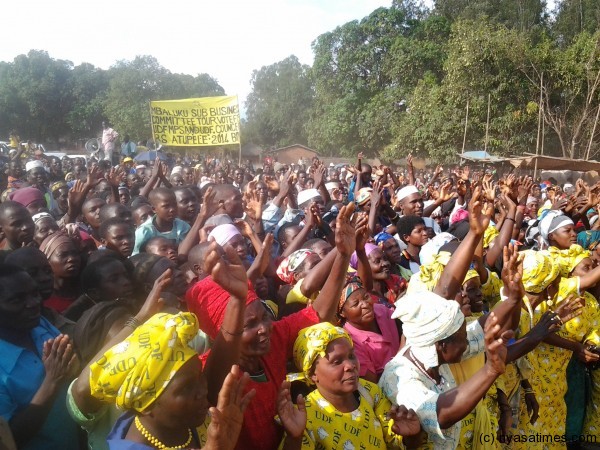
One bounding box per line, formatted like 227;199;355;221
1;144;600;450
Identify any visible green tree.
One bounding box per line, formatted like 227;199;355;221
0;50;74;142
553;0;600;43
244;55;313;148
66;63;109;138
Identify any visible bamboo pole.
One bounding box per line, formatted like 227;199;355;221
585;105;600;161
484;93;491;154
462;99;469;155
534;73;544;178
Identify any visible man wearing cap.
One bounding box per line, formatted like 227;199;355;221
25;161;58;213
396;185;441;235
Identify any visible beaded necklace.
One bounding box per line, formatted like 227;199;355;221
134;416;193;450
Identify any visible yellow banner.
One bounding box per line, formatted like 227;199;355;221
150;96;240;147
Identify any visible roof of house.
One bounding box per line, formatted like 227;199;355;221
269;144;320;155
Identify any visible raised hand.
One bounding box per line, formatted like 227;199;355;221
517;176;533;204
253;234;274;277
482;179;495;203
42;334;78;386
437;180;455;203
501;244;524;300
468;186;493;235
388;404;421;437
85;164;102;188
370;180;384;209
199;186;219;219
335;202;357;257
138;268;173;320
313;164;326;188
106;167;123;188
205;365;256;450
277;381;306;439
484;312;514;376
203;242;248;300
355;212;369;250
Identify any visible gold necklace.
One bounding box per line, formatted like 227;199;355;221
134;416;192;450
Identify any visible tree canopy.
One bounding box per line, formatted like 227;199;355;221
0;51;224;145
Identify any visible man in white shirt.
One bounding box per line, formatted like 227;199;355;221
101;121;119;163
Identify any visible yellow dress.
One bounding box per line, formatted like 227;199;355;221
288;379;405;450
579;292;600;441
449;315;500;450
516;277;600;449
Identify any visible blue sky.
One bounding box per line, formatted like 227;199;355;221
1;0;391;107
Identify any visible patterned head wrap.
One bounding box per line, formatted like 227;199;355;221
483;225;500;249
32;212;54;224
276;249;315;284
407;251;452;294
39;231;75;260
287;322;352;385
463;269;480;284
50;181;67;193
548;244;590;277
419;233;457;267
355;188;372;206
89;312;199;412
577;231;600;251
392;291;465;369
349;243;378;270
521;250;560;293
338;277;365;315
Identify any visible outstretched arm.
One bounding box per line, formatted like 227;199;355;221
311;203;357;322
434;186;491;300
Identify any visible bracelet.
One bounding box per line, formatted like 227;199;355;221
505;217;516;222
524;389;534;395
222;328;244;337
125;316;141;330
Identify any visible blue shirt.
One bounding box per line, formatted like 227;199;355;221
0;317;79;450
133;215;191;255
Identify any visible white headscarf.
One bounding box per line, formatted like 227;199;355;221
208;223;241;247
539;210;573;245
392;291;464;369
395;185;419;202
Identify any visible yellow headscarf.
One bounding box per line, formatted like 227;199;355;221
521;250;560;294
483;225;499;249
287;323;352;385
464;269;479;284
89;312;199;412
408;251;452;293
548;244;590;277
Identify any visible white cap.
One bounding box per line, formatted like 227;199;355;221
25;160;44;172
297;188;322;208
395;185;420;202
325;182;339;191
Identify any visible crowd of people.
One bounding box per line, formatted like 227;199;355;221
0;149;599;450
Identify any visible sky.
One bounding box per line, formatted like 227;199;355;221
1;0;391;108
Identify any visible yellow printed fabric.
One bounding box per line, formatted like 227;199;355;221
293;380;404;450
286;278;317;305
548;245;590;278
288;323;351;385
515;277;586;449
150;96;240;147
449;316;500;450
407;251;451;293
483;225;499;249
89;312;199;412
481;270;502;309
